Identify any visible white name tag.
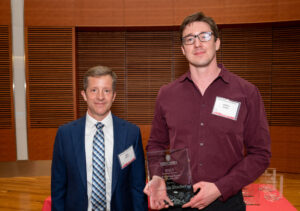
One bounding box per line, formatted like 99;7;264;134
118;146;136;169
212;96;241;120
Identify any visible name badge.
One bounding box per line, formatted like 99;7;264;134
212;96;241;120
118;146;136;169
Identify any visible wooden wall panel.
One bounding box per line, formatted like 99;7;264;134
269;126;300;173
0;1;15;161
126;31;173;124
0;25;16;161
27;128;57;160
139;125;151;155
24;0;75;26
277;0;300;21
0;0;11;25
124;0;174;26
76;31;126;119
0;26;13;129
24;0;300;26
219;26;272;121
0;130;16;161
174;0;300;25
74;0;124;26
76;30;176;125
26;27;75;160
271;25;300;126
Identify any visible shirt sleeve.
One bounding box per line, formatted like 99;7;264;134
215;86;271;201
146;86;170;152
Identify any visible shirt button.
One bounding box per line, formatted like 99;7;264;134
202;104;206;107
200;143;204;146
199;163;203;167
200;122;204;126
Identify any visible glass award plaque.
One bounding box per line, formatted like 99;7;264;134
147;148;193;207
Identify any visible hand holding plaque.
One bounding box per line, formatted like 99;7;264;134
145;175;174;209
146;148;193;208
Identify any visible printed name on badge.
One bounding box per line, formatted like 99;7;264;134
212;96;241;120
118;146;136;169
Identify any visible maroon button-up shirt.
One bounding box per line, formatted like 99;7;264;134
146;64;271;200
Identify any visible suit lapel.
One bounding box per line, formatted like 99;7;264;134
71;116;87;191
111;114;127;195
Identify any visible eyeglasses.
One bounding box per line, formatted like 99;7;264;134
182;32;213;45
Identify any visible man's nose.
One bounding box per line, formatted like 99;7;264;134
96;90;104;99
194;36;203;47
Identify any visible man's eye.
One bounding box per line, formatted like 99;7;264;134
202;34;209;40
186;37;194;42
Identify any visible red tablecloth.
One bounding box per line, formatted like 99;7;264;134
246;183;297;211
43;184;297;211
42;196;51;211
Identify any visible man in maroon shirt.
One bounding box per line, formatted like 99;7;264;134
144;12;271;211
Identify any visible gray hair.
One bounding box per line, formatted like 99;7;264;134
83;65;117;91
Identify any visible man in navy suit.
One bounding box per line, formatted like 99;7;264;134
51;65;148;211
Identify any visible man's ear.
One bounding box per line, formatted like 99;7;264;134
81;90;87;102
215;38;220;51
112;91;116;102
181;45;186;56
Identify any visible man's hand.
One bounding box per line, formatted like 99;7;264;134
182;181;221;210
143;176;174;210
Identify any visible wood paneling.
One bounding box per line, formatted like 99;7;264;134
269;126;300;173
26;27;74;128
139;124;151;154
76;30;175;125
0;26;13;129
26;27;75;160
27;128;57;160
76;31;126;119
219;25;272;121
126;31;172;124
24;0;75;26
0;25;16;161
124;0;174;26
0;0;11;25
24;0;300;26
74;0;124;26
0;129;16;161
271;25;300;126
174;0;300;25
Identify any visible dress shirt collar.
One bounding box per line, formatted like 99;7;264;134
179;63;230;84
86;111;113;130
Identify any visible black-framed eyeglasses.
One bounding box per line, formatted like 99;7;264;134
182;32;213;45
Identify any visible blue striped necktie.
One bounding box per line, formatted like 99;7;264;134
91;122;106;211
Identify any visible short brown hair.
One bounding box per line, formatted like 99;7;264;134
83;65;117;91
179;12;219;42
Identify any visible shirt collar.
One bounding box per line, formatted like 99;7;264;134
217;64;230;84
179;64;230;84
178;71;192;83
86;111;113;130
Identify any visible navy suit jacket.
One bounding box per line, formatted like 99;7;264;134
51;114;148;211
